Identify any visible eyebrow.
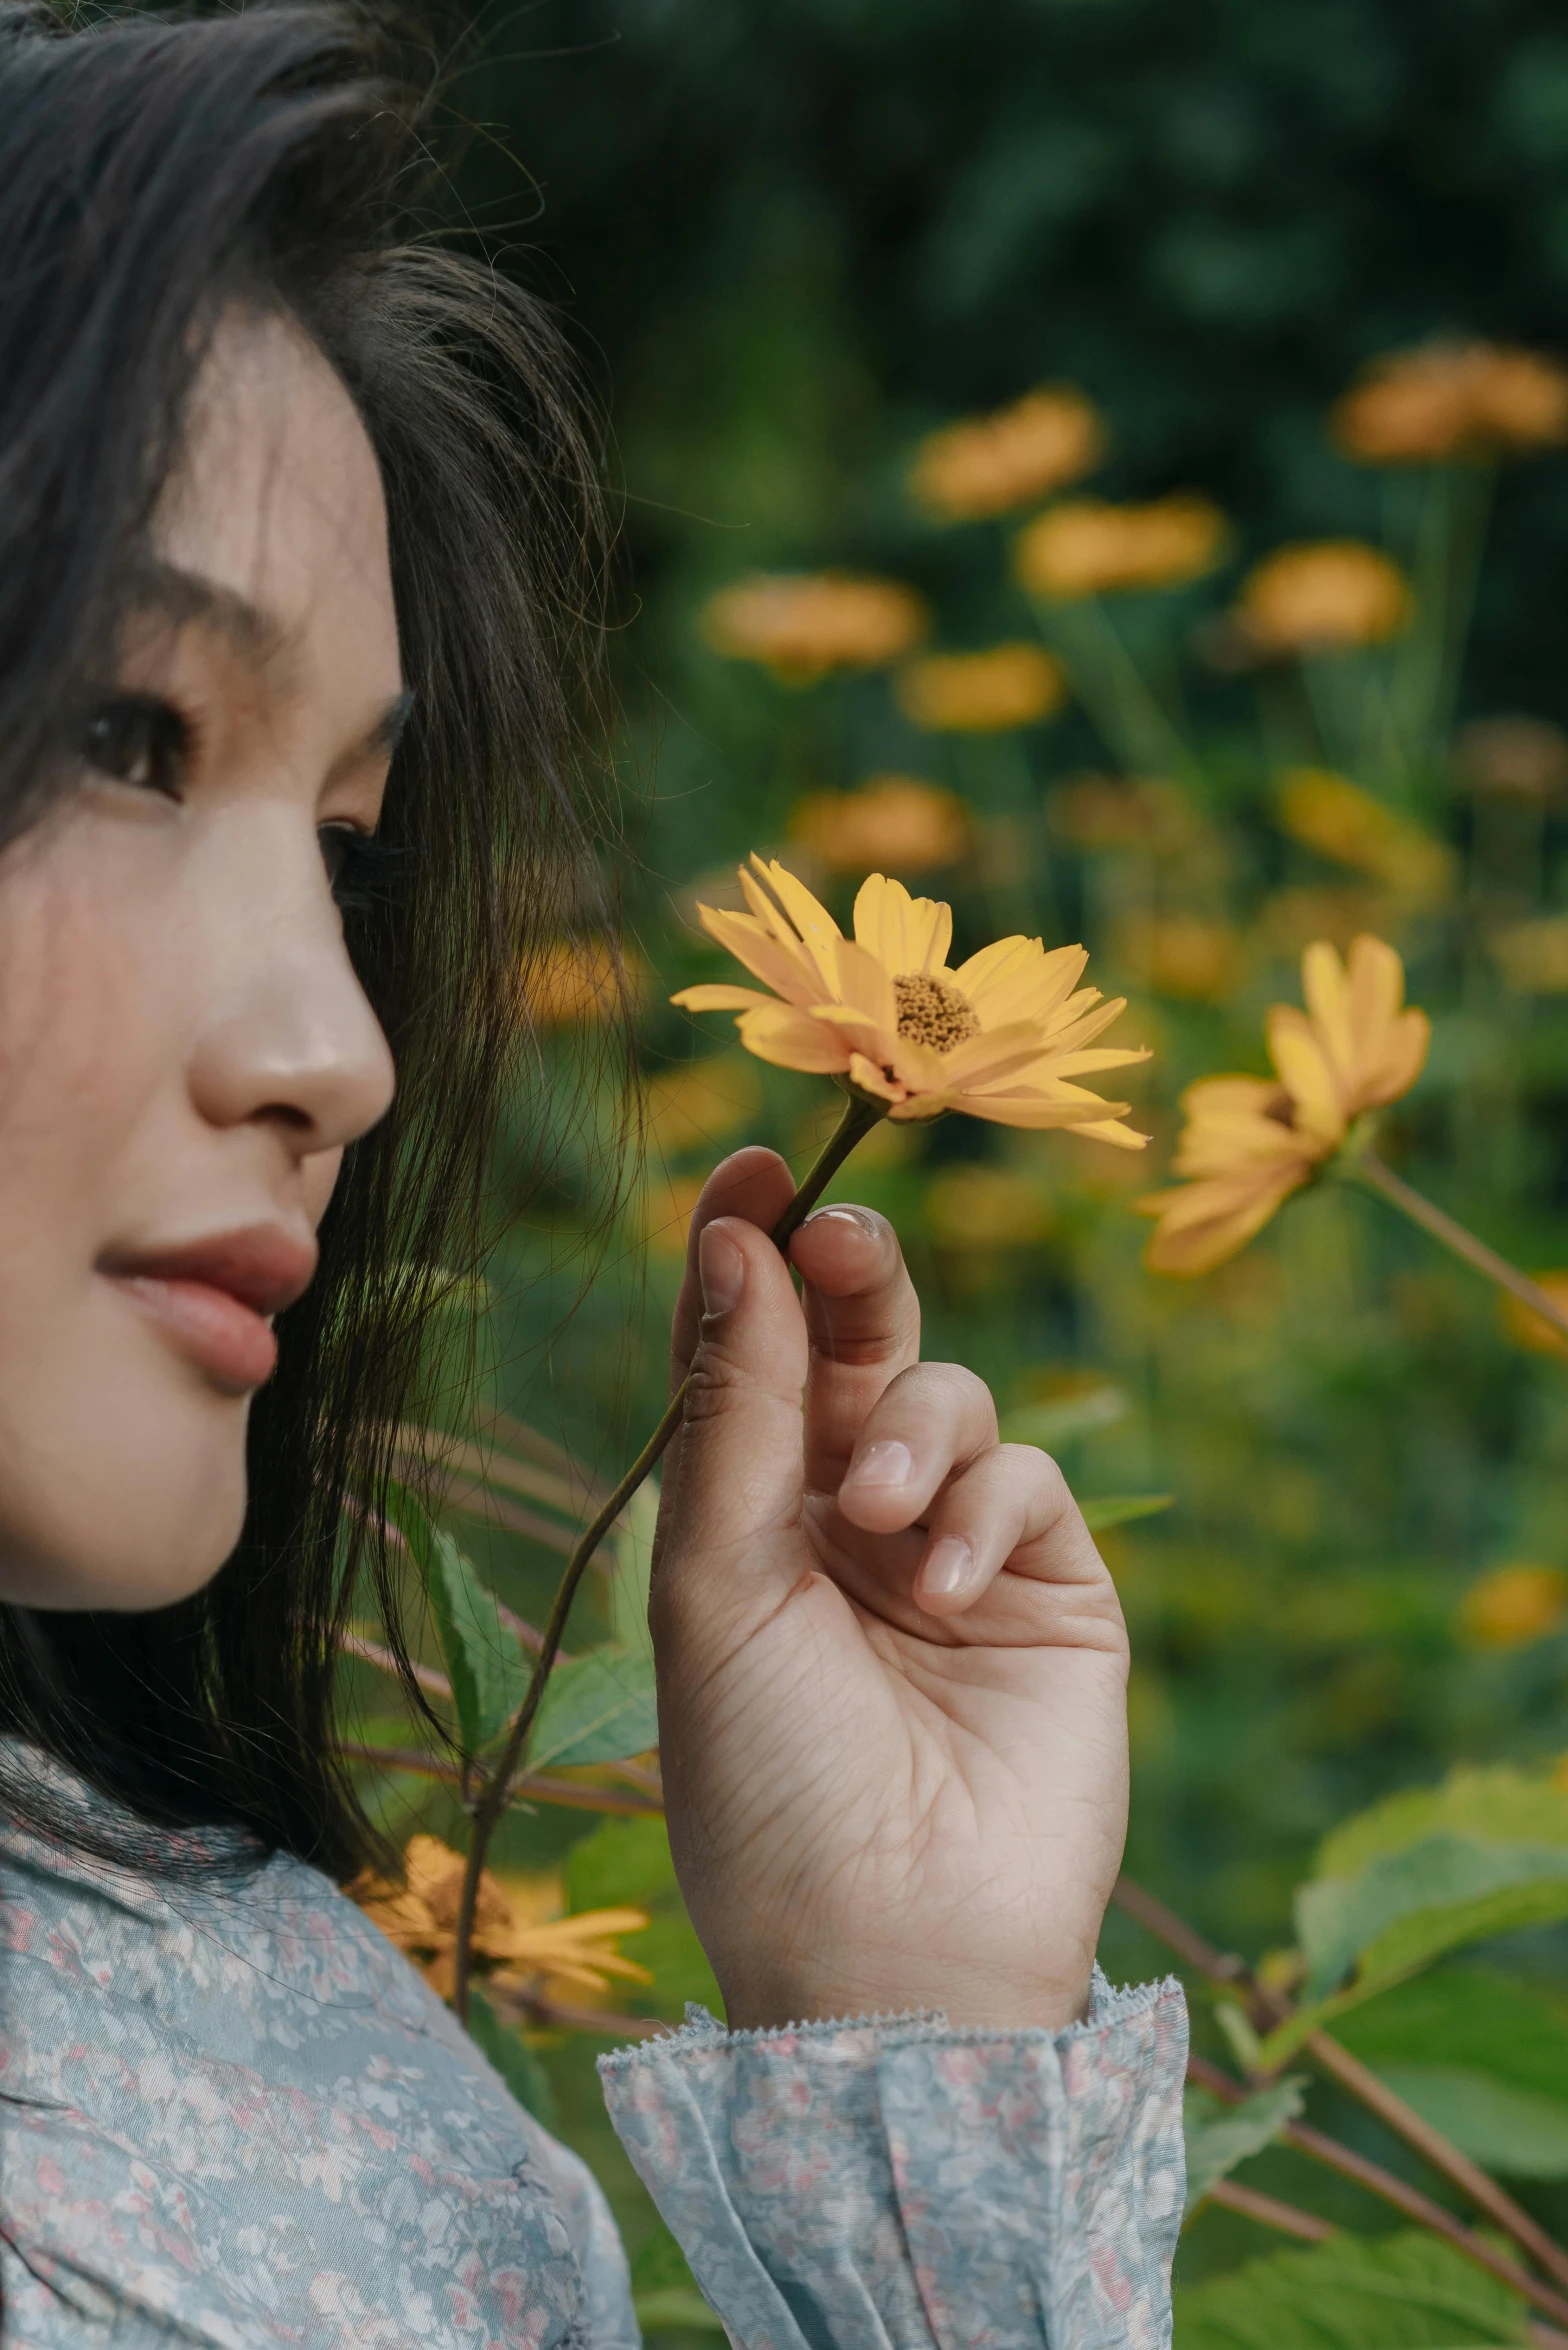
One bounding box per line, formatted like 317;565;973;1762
127;557;414;769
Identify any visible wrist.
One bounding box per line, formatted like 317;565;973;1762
718;1957;1096;2036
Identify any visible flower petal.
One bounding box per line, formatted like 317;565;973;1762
696;903;818;1006
1267;1004;1346;1147
1302;939;1357;1088
670;983;777;1012
831;937;899;1035
753;854;844;989
1358;1006;1430;1108
852;872;952;975
938;1020;1062;1088
1141;1167;1308;1276
1067;1117;1150;1151
956;937;1089;1027
735;1003;854;1073
847;1052;905;1103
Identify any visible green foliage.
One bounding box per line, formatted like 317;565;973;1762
1173;2231;1531;2348
383;1481;527;1752
530;1650;658;1773
1080;1493;1176;1533
466;1989;559;2133
1183;2077;1306;2215
1336;1968;1568;2177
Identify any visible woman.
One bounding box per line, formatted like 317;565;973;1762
0;5;1185;2343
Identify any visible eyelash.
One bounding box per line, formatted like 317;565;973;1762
77;692;411;915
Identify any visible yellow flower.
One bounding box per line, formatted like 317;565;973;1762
1048;773;1198;853
672;855;1149;1142
1114;912;1244;1004
1333;341;1568;465
700;571;928;684
1237;543;1411;655
522;938;639;1027
1459;1564;1568;1650
1140;934;1429;1275
1015;495;1228;600
909;386;1105;520
1277;767;1456;904
1499;1270;1568;1353
354;1836;652;2005
789;775;970;876
895;642;1067;733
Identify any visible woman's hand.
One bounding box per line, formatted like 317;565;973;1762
651;1144;1130;2034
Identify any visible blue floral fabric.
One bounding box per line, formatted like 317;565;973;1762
0;1774;1186;2348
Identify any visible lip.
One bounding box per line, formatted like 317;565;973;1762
99;1225;318;1396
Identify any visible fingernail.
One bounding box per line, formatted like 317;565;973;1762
698;1225;745;1315
844;1438;913;1492
804;1204;880;1235
917;1536;975;1601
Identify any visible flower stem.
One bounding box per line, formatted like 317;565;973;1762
1344;1148;1568;1348
451;1088;890;2023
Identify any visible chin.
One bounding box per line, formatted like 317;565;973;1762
0;1423;250;1613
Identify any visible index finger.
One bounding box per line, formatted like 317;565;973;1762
668;1146;796;1389
789;1204;921;1493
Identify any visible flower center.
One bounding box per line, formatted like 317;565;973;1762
893;972;981;1053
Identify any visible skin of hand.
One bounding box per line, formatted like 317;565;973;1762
652;1145;1131;2034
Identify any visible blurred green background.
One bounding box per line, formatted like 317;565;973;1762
369;0;1568;2323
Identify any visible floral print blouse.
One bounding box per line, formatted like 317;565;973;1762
0;1773;1187;2347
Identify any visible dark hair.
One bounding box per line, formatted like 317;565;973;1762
0;0;617;1879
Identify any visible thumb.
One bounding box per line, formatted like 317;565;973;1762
657;1214;810;1609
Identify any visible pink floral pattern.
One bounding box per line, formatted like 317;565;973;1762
0;1766;1186;2347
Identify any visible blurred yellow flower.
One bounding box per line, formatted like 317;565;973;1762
1048;773;1198;853
909;385;1105;520
895;642;1067;732
924;1165;1054;1250
1459;1564;1568;1650
789;776;970;875
354;1836;651;2005
1277;767;1456;904
1237;543;1411;655
1456;715;1568;799
646;1053;761;1156
700;571;928;684
1334;340;1568;465
1016;495;1228;600
673;855;1149;1141
523;938;638;1027
1115;912;1244;1004
1492;917;1568;996
1140;934;1429;1275
1499;1269;1568;1354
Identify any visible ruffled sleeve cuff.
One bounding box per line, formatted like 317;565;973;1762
599;1969;1188;2350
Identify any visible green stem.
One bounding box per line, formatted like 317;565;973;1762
451;1087;890;2023
1030;593;1199;786
1344;1148;1568;1348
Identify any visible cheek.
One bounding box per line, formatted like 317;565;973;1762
0;825;243;1608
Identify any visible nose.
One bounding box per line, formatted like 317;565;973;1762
185;804;397;1156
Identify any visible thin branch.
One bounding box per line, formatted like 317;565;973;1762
1117;1874;1568;2293
334;1741;664;1817
1349;1150;1568;1347
485;1981;667;2041
1187;2054;1568;2327
1205;2178;1333;2243
341;1630;452;1700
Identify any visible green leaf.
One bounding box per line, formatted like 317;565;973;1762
529;1647;658;1771
1335;1966;1568;2106
465;1988;558;2132
1295;1834;1568;2001
1370;2065;1568;2179
999;1382;1128;1450
1173;2229;1531;2349
611;1475;658;1671
1080;1492;1175;1532
632;2289;727;2334
382;1481;528;1754
1316;1766;1568;1882
1183;2076;1306;2215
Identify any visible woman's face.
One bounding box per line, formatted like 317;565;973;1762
0;310;400;1611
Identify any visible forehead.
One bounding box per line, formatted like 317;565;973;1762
152;307;397;687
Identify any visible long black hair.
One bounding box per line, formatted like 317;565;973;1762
0;0;617;1880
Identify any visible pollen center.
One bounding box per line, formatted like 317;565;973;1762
893;972;981;1053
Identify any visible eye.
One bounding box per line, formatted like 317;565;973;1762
319;825;410;915
77;694;190;799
